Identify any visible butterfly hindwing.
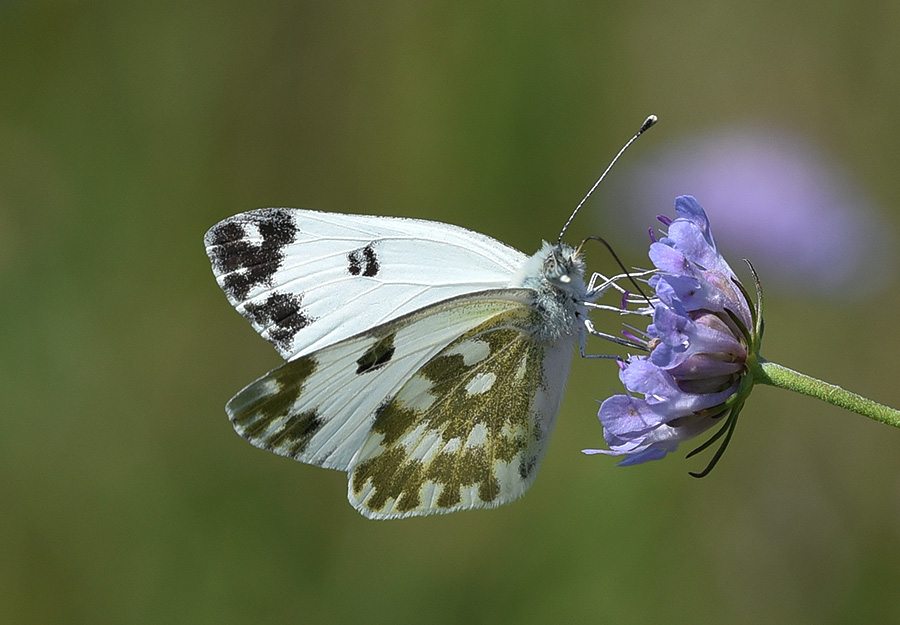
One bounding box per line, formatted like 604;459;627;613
225;290;538;474
348;305;568;518
204;209;527;359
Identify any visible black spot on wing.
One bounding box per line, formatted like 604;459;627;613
372;396;394;421
265;410;324;458
347;244;379;277
207;222;245;253
356;333;396;374
519;454;538;480
207;209;298;301
244;291;315;353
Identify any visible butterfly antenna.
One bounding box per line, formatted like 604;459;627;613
557;114;658;244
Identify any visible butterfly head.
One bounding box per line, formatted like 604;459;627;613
543;242;587;290
512;241;587;299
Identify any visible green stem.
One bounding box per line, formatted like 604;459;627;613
751;358;900;429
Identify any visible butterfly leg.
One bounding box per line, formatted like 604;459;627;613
585;271;624;300
576;313;643;359
585;269;654;299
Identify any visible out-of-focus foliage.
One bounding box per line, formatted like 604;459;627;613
2;2;900;624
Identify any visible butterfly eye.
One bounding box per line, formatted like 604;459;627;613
544;248;578;285
543;250;562;277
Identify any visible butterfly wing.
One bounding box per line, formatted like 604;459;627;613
348;302;577;519
204;208;527;359
225;290;539;472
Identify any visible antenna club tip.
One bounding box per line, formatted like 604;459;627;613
640;115;658;133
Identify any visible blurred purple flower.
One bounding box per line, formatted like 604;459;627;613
607;126;894;297
585;196;759;473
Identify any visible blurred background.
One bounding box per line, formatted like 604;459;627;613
3;2;900;623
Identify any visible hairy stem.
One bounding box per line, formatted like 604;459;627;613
752;358;900;429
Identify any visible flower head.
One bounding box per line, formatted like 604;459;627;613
585;196;762;475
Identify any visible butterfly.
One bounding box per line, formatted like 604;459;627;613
205;117;656;519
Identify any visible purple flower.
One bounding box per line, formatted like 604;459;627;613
585;196;761;474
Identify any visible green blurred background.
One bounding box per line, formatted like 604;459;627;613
4;2;900;624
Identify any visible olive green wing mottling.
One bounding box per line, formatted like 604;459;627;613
348;306;557;519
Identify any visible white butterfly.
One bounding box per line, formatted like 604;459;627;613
205;117;656;519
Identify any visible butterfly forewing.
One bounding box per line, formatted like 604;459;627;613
205;209;527;359
347;306;569;519
225;290;537;473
